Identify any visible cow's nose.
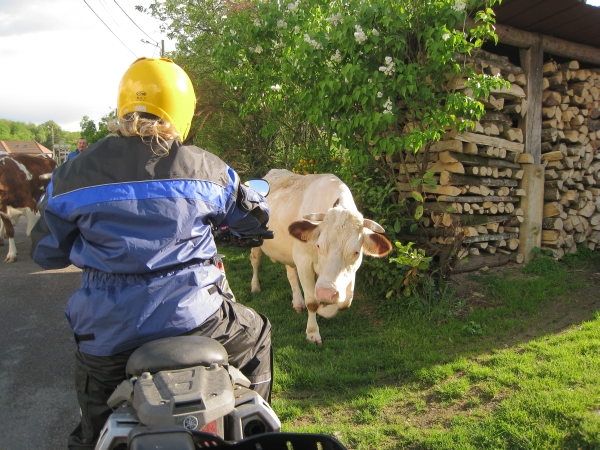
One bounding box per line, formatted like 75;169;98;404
315;287;339;303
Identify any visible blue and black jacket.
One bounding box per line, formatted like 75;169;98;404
31;136;269;356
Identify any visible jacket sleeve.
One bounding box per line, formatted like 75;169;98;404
30;186;79;270
218;168;270;238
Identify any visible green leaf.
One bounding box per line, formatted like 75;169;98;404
414;205;424;220
411;191;424;202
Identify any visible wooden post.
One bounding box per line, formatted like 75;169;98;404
520;37;543;165
518;164;544;264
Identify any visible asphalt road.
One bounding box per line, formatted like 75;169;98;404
0;220;82;450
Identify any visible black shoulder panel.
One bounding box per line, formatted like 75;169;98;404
51;137;231;196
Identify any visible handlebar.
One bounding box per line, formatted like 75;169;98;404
212;225;274;248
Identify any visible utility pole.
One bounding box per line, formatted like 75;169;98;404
51;125;55;160
141;39;165;57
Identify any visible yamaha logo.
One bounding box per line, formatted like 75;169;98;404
183;415;199;430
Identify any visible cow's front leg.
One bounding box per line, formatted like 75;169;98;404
306;308;322;345
285;265;305;313
2;217;16;263
25;208;39;237
296;263;321;343
250;247;262;293
4;237;17;263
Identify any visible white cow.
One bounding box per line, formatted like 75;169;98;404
250;169;392;344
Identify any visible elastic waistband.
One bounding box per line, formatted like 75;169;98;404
81;258;216;286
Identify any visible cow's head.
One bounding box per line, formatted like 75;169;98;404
288;206;392;305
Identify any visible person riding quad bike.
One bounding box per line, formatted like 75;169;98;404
30;57;273;450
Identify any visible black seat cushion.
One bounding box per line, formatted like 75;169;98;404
126;336;228;377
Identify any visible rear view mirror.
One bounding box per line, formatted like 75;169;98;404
245;179;270;197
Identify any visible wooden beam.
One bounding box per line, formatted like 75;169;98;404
444;129;525;152
451;253;511;274
517;164;544;264
466;20;600;65
520;37;544;164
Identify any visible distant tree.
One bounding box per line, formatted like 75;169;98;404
80;116;98;143
80;110;116;144
10;122;34;141
0;120;11;140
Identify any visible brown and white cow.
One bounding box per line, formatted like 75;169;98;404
0;153;56;262
250;169;392;344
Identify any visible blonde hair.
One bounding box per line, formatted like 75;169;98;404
109;112;181;156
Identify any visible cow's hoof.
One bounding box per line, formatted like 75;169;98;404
4;256;17;263
292;304;304;314
306;334;322;345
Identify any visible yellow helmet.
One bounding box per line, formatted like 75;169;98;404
117;57;196;140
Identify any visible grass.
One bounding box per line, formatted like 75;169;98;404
220;246;600;449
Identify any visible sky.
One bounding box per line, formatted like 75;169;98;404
1;0;600;134
0;0;175;133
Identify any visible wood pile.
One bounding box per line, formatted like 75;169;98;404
539;60;600;258
395;50;529;272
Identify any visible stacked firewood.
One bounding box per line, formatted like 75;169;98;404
540;60;600;258
394;50;530;272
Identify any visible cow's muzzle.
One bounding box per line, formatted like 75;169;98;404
315;287;339;303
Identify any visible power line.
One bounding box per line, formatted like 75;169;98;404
97;0;127;33
113;0;159;45
83;0;137;57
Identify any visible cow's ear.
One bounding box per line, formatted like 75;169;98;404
363;230;393;257
289;221;319;242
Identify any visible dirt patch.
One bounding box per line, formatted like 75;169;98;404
446;259;600;346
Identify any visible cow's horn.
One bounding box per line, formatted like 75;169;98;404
363;219;385;233
303;212;326;222
39;173;52;180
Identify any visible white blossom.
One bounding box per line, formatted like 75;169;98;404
377;91;383;98
249;45;263;54
253;19;261;27
294;25;301;33
383;98;393;114
379;56;396;76
303;34;323;50
287;1;299;12
442;33;451;41
354;25;367;44
367;78;372;83
270;84;281;91
452;0;467;12
331;50;342;63
326;13;343;26
277;19;287;29
372;28;379;36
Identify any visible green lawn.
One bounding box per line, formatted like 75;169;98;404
221;246;600;449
